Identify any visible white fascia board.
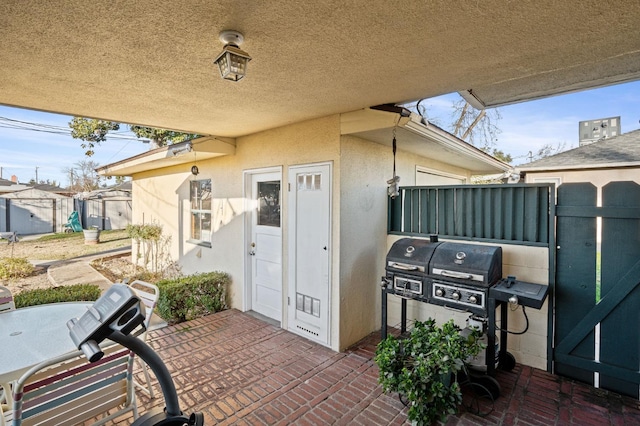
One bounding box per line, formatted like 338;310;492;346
403;117;512;173
518;161;640;173
96;136;236;176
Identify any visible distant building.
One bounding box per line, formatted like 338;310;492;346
578;116;621;147
0;177;31;194
518;128;640;188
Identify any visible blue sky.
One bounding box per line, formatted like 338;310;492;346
1;80;639;186
418;80;640;164
0;110;149;186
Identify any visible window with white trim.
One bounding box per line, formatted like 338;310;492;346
190;180;211;245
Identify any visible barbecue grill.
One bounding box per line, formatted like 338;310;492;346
381;236;549;384
384;237;502;316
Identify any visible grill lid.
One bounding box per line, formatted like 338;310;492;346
386;238;441;273
429;242;502;286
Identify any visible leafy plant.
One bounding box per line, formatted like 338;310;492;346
375;319;484;425
126;223;175;274
156;272;229;324
69;116;199;157
69;117;120;157
14;284;101;308
0;257;35;279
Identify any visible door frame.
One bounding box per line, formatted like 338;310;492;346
287;161;333;346
243;166;283;315
415;166;467;184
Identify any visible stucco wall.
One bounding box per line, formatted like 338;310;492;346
524;167;640;188
337;135;475;350
384;235;550;370
132;114;343;349
131;114;521;356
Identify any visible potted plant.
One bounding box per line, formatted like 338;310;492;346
375;318;484;425
83;226;101;245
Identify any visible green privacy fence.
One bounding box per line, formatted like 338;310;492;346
388;184;554;246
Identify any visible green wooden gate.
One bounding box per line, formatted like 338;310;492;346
555;181;640;398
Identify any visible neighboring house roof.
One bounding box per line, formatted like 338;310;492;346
111;180;132;191
0;188;70;199
517;129;640;172
0;179;31;193
76;186;132;200
32;183;67;192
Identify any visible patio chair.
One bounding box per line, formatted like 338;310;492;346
9;344;138;426
0;286;15;313
0;286;15;417
128;280;160;399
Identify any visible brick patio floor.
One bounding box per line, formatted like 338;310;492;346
105;309;640;425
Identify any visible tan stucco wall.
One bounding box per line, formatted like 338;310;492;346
130;115;521;356
337;135;475;350
384;235;550;370
132;114;344;349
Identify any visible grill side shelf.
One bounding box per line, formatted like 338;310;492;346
489;279;549;310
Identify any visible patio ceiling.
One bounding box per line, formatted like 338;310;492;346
1;1;639;138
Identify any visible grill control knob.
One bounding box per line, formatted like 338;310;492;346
452;291;461;300
435;287;444;297
469;295;478;304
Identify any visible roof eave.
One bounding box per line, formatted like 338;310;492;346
341;108;511;175
96;136;236;177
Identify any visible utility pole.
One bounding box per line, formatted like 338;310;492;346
35;166;39;183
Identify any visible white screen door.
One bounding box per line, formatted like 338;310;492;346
288;163;331;345
249;171;282;321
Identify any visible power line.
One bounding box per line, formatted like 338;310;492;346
0;116;143;142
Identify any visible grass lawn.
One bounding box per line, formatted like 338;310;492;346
0;229;130;261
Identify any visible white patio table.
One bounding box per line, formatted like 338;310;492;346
0;302;91;398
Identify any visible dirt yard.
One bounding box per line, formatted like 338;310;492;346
0;230;130;260
0;230;132;295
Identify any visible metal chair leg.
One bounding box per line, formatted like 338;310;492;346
134;358;156;399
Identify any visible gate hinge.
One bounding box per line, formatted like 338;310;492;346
288;183;291;192
287;296;290;306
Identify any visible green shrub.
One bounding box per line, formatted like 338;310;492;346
375;319;484;425
15;284;101;308
0;257;35;279
126;223;163;241
156;271;229;324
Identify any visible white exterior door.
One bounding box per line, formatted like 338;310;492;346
288;163;331;346
248;171;282;322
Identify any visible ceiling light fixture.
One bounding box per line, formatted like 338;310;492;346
213;30;252;82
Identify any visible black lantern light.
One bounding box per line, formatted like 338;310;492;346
213;30;252;82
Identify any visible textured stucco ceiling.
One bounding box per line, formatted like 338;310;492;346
1;1;639;138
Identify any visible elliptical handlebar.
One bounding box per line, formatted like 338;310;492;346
67;284;204;426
